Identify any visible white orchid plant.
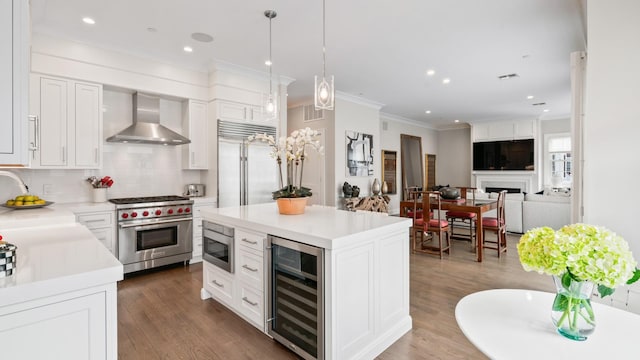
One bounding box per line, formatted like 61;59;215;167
248;127;323;199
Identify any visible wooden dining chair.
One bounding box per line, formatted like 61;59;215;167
482;190;508;257
446;187;477;248
413;191;450;259
407;191;425;242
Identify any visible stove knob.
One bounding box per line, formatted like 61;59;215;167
143;211;149;217
185;207;191;213
168;209;174;214
178;208;184;213
131;212;138;218
122;213;129;219
155;210;162;216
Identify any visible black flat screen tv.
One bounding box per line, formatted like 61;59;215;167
473;139;534;171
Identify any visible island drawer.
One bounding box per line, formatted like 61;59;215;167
237;283;264;329
235;228;265;253
237;248;263;291
204;263;234;306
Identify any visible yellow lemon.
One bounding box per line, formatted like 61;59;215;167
15;195;25;202
24;195;35;202
14;201;24;206
6;200;15;206
35;200;46;205
24;201;35;206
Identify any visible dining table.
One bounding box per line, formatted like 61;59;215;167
455;289;640;359
400;193;498;262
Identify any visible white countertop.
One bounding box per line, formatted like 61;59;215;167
0;222;123;308
200;203;412;249
455;289;640;359
0;205;77;229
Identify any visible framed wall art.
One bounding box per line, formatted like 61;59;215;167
346;131;374;176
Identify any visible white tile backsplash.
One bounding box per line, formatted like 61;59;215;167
0;89;204;203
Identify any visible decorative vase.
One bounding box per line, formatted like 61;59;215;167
276;197;308;215
93;188;107;203
372;178;381;195
381;180;389;194
551;274;596;341
439;187;460;199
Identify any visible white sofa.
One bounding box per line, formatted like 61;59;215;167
470;191;570;233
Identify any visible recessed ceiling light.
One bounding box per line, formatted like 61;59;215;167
183;46;193;53
425;110;431;114
426;69;435;76
454;119;460;123
191;32;214;43
442;78;451;84
265;60;272;66
543;109;550;112
527;95;534;99
82;17;95;25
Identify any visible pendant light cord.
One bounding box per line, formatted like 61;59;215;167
269;13;273;95
322;0;326;78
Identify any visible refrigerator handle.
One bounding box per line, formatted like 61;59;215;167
240;143;246;205
243;144;249;205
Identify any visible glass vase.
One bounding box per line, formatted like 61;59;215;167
551;273;596;341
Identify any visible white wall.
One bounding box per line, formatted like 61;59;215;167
584;0;640;257
334;96;382;205
436;127;471;187
379;114;438;214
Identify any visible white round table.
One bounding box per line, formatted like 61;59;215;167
455;289;640;359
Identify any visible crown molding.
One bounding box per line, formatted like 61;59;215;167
209;59;295;86
335;91;385;110
380;112;436;130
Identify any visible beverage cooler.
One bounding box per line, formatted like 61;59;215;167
267;235;324;360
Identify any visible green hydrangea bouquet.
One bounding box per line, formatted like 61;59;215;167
517;224;640;340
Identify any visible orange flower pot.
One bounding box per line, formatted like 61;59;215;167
276;197;308;215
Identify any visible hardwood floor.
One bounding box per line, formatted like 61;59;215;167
118;234;554;359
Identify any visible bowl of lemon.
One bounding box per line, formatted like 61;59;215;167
2;195;53;209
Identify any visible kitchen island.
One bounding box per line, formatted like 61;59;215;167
0;207;123;360
200;203;412;360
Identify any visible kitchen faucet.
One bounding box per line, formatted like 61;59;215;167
0;170;29;194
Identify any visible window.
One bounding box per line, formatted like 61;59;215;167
545;135;572;188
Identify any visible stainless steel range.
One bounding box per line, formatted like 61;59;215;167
110;195;193;274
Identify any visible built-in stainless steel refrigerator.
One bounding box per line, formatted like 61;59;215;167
217;120;279;208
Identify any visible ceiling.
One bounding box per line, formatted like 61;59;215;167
30;0;586;129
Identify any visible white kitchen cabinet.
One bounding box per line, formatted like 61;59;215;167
472;119;536;142
0;0;29;166
215;100;269;124
76;210;116;256
29;74;103;169
201;224;266;331
182;100;208;170
191;198;216;263
0;286;112;360
514;120;536;139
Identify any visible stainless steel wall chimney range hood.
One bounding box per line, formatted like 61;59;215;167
106;92;191;145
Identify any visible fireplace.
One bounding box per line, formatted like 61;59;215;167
485;187;521;193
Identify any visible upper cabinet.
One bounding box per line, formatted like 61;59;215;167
0;0;29;166
29;74;103;169
216;100;265;124
182;99;208;170
472;119;537;142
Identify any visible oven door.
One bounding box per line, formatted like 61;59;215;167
118;217;193;265
203;227;234;273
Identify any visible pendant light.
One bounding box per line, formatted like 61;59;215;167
263;10;278;121
314;0;334;110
